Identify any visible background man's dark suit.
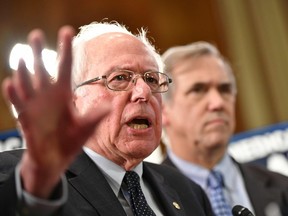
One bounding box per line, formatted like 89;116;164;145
162;156;288;216
0;149;213;216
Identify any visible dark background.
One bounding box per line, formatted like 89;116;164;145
1;0;288;133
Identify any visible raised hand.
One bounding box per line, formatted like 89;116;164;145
1;26;110;198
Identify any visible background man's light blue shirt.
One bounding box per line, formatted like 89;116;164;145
168;149;255;214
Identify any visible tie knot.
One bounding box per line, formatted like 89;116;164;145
207;170;224;189
123;171;140;189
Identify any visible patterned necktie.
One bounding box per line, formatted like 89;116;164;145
207;170;232;216
123;171;156;216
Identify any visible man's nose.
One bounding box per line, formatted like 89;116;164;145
207;90;225;110
131;77;152;102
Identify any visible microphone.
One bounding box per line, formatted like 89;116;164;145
232;205;254;216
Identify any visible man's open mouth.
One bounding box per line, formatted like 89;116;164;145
127;118;151;129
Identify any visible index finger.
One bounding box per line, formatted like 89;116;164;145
56;26;75;89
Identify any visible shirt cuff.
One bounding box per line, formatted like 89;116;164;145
15;164;68;215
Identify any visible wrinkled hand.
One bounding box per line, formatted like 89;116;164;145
1;26;110;198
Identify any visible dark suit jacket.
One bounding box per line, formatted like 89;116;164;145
0;149;213;216
162;156;288;216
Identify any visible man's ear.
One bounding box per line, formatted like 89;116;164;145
162;104;170;126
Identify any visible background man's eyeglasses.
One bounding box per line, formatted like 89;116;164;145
75;70;172;93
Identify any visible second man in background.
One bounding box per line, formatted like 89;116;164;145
161;41;288;216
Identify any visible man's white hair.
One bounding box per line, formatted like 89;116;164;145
71;21;163;88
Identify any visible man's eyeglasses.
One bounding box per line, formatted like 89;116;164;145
75;70;172;93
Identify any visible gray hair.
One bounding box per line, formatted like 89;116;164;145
71;21;163;89
161;41;237;102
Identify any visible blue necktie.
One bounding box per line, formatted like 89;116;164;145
123;171;156;216
207;170;232;216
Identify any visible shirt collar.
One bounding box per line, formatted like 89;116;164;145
168;149;237;191
83;146;143;196
213;153;238;191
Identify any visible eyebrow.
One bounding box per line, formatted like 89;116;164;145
184;81;233;95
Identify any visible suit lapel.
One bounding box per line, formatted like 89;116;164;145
66;152;126;216
143;163;187;216
66;153;193;216
238;163;281;216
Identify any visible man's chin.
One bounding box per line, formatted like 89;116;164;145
205;133;230;147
